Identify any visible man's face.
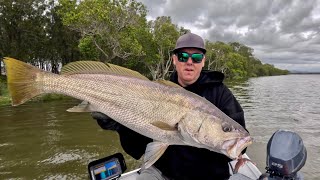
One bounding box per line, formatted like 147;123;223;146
173;48;206;87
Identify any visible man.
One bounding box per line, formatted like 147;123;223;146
92;33;247;180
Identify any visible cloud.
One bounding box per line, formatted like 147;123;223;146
138;0;167;18
138;0;320;72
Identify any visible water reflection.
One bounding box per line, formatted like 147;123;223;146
0;74;319;179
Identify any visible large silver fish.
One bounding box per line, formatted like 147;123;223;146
4;57;252;168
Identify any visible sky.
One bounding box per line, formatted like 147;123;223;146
138;0;320;72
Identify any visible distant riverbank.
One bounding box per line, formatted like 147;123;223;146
289;72;320;74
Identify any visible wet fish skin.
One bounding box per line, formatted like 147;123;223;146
4;57;252;168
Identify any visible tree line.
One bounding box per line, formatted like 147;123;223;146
0;0;289;80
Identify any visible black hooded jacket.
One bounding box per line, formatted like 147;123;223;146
117;70;247;180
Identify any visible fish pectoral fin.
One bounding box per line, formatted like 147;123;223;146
142;141;169;169
66;101;95;112
150;121;177;131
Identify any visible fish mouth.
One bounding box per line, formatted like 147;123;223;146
222;136;253;159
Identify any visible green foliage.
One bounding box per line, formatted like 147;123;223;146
225;53;248;79
0;0;81;65
205;41;233;72
145;16;180;79
205;41;289;79
0;0;47;60
78;36;100;60
58;0;147;62
0;75;10;105
0;75;8;96
45;1;81;65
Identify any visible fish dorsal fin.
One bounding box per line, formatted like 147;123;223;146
61;61;149;80
155;79;181;88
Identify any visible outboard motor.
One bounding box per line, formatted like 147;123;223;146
259;130;307;180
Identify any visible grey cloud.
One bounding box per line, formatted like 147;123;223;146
310;32;320;44
297;18;320;33
270;0;293;15
161;0;207;23
195;20;212;29
138;0;320;72
203;1;277;29
278;0;316;33
207;28;240;43
138;0;167;17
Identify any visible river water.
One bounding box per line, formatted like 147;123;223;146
0;74;319;179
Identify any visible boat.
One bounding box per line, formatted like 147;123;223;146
88;130;307;180
117;153;261;180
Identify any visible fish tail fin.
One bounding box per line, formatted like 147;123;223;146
3;57;45;106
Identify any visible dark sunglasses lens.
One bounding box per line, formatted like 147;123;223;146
177;52;189;62
191;54;204;63
177;52;203;63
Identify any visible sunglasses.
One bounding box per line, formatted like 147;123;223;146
176;52;204;63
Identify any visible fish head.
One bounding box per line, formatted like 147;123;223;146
178;112;252;159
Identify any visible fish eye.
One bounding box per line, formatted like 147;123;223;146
222;125;232;132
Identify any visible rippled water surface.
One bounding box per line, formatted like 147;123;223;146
230;74;320;180
0;74;319;179
0;100;140;179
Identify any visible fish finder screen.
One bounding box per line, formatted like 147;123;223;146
90;158;122;180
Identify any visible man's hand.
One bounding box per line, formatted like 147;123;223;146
91;112;121;131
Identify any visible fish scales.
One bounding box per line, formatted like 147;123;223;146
41;73;191;143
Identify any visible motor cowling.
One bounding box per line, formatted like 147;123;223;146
265;129;307;179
